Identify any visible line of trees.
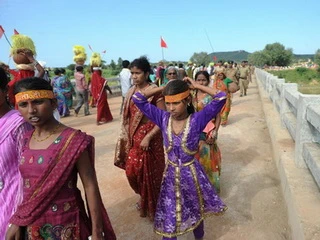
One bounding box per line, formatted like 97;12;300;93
63;42;318;75
187;43;295;67
248;42;293;67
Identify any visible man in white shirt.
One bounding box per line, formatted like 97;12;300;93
119;60;131;114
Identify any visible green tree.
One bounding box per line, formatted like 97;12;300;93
109;60;116;70
101;60;107;69
117;57;123;69
248;42;293;67
190;52;211;66
248;51;271;67
314;49;320;66
66;63;76;71
263;42;293;66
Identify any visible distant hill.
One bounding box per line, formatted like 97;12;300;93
208;50;250;62
293;54;314;61
208;50;314;63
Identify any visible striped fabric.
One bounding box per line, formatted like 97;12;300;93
0;110;32;238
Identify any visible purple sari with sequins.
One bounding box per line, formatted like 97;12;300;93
132;91;227;238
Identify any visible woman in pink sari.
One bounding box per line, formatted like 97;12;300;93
6;77;116;240
0;68;32;239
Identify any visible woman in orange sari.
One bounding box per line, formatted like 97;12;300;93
213;72;237;125
91;68;113;125
114;57;165;221
192;71;223;192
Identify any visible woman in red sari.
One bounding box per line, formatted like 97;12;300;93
6;77;116;240
114;57;165;221
91;68;113;125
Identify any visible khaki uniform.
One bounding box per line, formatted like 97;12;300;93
249;65;255;82
225;68;239;84
238;66;250;96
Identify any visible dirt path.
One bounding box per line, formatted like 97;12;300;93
61;78;291;240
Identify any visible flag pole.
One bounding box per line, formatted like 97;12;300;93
204;28;214;53
161;47;164;61
3;32;12;48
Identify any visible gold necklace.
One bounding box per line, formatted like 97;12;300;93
32;123;61;142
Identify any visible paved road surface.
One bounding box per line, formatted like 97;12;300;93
61;78;291;240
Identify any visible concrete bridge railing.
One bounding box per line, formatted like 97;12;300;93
106;77;122;98
255;68;320;190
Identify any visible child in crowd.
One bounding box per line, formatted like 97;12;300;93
131;78;228;240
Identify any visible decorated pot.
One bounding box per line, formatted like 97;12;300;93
12;49;33;64
76;59;85;65
13;54;32;64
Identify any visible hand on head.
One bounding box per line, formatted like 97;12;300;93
182;77;196;89
17;48;34;62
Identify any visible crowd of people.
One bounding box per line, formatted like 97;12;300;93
0;53;254;239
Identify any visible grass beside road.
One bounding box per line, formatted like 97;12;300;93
268;68;320;94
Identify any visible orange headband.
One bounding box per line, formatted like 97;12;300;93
164;90;190;103
15;90;55;103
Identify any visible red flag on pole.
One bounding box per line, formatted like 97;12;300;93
0;25;5;39
88;44;93;51
14;29;19;35
160;37;167;48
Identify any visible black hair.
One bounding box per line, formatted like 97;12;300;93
14;77;53;95
130;56;152;82
163;80;194;114
195;71;209;82
60;68;66;74
0;67;9;91
54;68;61;75
76;65;84;72
122;60;130;68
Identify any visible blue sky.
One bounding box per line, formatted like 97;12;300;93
1;0;319;68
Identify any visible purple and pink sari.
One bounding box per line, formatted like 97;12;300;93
10;127;116;240
0;110;31;239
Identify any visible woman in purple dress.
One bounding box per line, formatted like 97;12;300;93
132;79;228;240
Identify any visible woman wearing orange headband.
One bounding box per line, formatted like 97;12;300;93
131;78;227;240
6;78;116;240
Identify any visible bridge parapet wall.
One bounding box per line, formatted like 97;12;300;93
256;68;320;189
